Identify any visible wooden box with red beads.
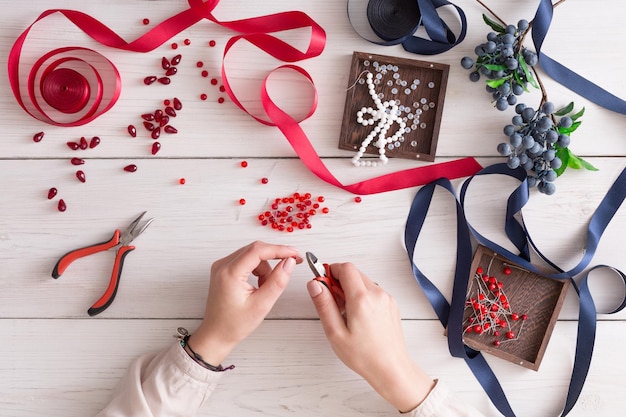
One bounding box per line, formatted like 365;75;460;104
461;245;569;371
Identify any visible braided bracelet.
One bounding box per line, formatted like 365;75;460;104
175;327;235;372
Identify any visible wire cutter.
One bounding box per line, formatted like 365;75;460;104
52;211;154;316
306;251;345;305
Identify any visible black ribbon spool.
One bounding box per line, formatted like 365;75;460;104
366;0;421;42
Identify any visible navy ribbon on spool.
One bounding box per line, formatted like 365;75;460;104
404;164;626;417
347;0;467;55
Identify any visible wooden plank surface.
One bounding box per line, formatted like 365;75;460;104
1;0;625;416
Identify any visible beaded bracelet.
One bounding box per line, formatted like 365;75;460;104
175;327;235;372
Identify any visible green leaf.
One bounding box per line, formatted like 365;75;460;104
570;107;585;121
513;71;530;93
517;53;539;89
486;78;508;88
554;102;574;116
557;121;582;134
554;146;569;176
580;158;599;172
483;64;507;71
483;14;506;33
567;153;584;169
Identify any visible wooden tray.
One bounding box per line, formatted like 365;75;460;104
461;245;569;371
338;51;449;162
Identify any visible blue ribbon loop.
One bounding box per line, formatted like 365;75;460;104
404;164;626;416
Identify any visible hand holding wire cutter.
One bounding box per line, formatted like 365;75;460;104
306;251;345;306
52;211;154;316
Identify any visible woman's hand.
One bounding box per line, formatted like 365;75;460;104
307;262;435;413
188;241;301;366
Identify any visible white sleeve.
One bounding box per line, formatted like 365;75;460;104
95;342;223;417
402;380;486;417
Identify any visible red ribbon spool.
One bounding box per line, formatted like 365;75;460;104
40;67;91;114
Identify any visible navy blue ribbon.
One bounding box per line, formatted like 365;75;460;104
531;0;626;115
404;164;626;416
347;0;467;55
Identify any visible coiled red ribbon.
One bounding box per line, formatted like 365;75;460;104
8;0;481;194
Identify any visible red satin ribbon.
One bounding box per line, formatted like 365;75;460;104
8;0;481;194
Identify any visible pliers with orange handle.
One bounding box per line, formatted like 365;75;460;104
52;211;154;316
306;251;345;305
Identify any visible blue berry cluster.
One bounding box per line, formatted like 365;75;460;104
460;17;538;111
496;102;580;195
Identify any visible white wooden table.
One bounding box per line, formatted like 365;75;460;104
1;1;625;416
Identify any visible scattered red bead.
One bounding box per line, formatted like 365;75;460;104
171;42;178;49
208;40;216;47
258;192;327;232
261;177;269;184
179;178;186;185
158;77;171;85
161;57;171;70
33;132;44;143
165;67;178;76
165;107;176;117
183;39;191;46
79;137;88;150
151;127;161;140
503;267;512;275
142;113;155;121
67;141;80;150
240;160;248;168
354;196;362;203
322;207;330;214
217;97;225;104
144;76;157;85
171;54;182;65
239;198;246;205
124;164;138;172
164;125;178;134
143;121;156;131
76;170;86;183
89;137;100;148
200;93;207;101
128;125;137;137
57;199;67;212
173;97;183;110
47;187;58;200
210;78;218;86
163;99;171;106
151;142;161;155
142;18;150;25
71;157;85;166
219;85;226;92
196;61;204;68
201;70;209;78
159;116;170;127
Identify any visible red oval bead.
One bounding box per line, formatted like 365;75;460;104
201;70;209;78
143;121;156;131
128;125;137;137
503;267;512;275
79;137;88;150
171;42;178;49
239;198;246;205
164;107;176;117
322;207;330;214
71;157;85;166
240;161;248;168
200;93;207;101
506;331;515;339
161;57;171;70
171;54;182;65
57;199;67;212
142;18;150;25
196;61;204;68
208;40;216;47
67;141;80;150
151;142;161;155
219;85;226;93
48;187;58;200
142;113;155;121
143;76;157;85
354;196;362;203
493;340;501;347
76;170;86;183
33;132;44;142
89;137;100;148
159;115;170;127
164;125;178;134
179;178;186;185
217;97;225;104
158;77;171;85
210;78;218;86
151;127;161;140
183;39;191;46
154;109;163;122
521;314;528;320
163;99;171;106
124;164;137;172
173;98;183;110
261;177;269;184
165;67;177;76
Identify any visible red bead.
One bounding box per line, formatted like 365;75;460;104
165;67;178;76
173;97;183;110
159;115;170;127
142;113;155;121
143;121;156;131
200;93;207;101
124;164;137;172
47;187;58;200
57;199;67;212
33;132;44;142
158;77;171;85
354;196;362;203
142;18;150;25
183;39;191;46
151;142;161;155
201;70;209;77
208;40;216;47
217;97;225;104
71;157;85;166
521;314;528;320
89;137;100;148
219;85;226;92
210;78;218;85
506;331;515;339
165;107;176;117
511;313;519;321
144;76;157;85
239;198;246;205
151;127;161;140
153;109;162;122
196;61;204;68
161;57;171;70
76;170;86;183
179;178;186;185
503;267;512;275
494;340;501;347
171;42;178;49
240;161;248;168
261;177;269;184
164;125;178;134
317;196;325;202
128;125;137;137
67;142;80;150
493;331;500;337
163;99;171;106
322;207;330;214
79;137;88;150
171;54;182;65
476;267;483;274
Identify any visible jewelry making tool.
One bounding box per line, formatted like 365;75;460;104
52;211;154;316
306;251;345;305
